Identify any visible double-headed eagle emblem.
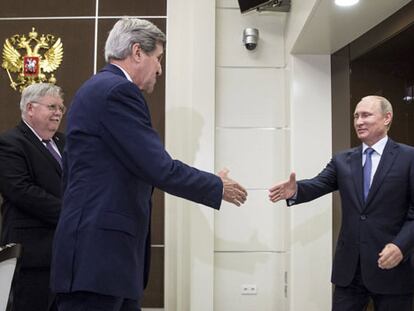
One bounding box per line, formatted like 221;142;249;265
2;27;63;92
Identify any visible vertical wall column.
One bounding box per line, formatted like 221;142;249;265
214;1;289;310
289;54;332;311
165;0;217;310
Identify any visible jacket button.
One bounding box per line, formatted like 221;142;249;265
360;215;367;220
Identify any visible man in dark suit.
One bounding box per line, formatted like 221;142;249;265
269;95;414;310
0;83;65;311
50;18;247;311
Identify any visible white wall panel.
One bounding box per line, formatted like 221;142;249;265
215;191;288;252
214;3;289;311
215;128;288;189
289;55;332;311
216;0;238;9
216;8;286;67
214;252;287;311
216;67;286;128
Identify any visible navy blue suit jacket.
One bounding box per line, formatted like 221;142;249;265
293;138;414;294
50;64;223;300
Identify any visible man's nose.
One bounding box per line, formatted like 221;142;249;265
355;117;363;125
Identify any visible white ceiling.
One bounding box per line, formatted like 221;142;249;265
292;0;412;54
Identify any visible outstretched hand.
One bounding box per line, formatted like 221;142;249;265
268;172;297;203
218;168;248;207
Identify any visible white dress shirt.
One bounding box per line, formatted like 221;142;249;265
23;120;61;157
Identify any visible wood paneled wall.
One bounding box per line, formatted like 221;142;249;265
0;0;166;307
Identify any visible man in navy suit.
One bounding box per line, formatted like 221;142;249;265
50;18;247;311
269;95;414;310
0;83;65;311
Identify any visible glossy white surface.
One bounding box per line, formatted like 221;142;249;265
289;54;333;311
215;191;288;252
292;0;411;53
216;8;286;67
0;258;17;311
215;128;288;189
216;67;286;128
214;252;287;311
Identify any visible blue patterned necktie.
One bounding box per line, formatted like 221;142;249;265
363;147;375;200
43;139;62;168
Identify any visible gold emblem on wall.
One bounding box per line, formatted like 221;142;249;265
1;27;63;92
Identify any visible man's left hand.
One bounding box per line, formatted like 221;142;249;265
378;243;403;269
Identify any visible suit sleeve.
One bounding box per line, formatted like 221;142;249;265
293;158;339;205
392;151;414;256
0;136;61;225
99;82;223;209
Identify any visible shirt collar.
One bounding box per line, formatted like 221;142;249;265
362;135;388;156
22;119;58;146
111;63;133;82
23;119;43;142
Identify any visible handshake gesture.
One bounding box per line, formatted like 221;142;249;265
218;170;300;207
216;170;299;207
217;168;248;207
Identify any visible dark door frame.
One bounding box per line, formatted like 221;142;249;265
331;1;414;253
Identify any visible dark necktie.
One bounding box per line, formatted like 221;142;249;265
43;139;62;168
363;147;375;200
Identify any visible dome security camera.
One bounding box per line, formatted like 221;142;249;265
243;28;259;50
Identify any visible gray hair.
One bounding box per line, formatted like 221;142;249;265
104;18;166;62
20;83;64;113
361;95;393;128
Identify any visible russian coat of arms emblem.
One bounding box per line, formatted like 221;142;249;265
1;27;63;92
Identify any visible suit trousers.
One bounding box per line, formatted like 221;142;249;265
332;263;412;311
55;291;141;311
13;267;52;311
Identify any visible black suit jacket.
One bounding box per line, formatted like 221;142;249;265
292;138;414;295
0;121;64;268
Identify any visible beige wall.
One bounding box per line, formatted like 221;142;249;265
165;1;333;310
0;1;166;307
214;1;289;311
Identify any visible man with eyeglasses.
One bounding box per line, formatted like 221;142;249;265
0;82;65;311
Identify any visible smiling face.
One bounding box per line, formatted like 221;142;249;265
26;95;64;139
353;96;392;146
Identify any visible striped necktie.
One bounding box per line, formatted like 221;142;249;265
42;139;62;168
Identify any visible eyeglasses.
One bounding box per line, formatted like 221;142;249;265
31;101;66;114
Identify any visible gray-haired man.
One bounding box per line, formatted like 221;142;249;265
0;83;65;311
51;18;247;311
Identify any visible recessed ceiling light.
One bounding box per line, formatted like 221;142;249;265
335;0;359;7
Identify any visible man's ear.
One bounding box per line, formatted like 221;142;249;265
384;111;392;126
26;102;34;116
132;43;142;62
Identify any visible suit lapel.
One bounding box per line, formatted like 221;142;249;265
350;145;364;210
53;133;65;154
18;121;63;175
365;139;399;207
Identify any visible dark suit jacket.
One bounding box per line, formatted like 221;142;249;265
0;121;64;268
50;64;223;300
292;138;414;294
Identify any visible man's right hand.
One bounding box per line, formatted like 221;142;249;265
268;172;297;203
218;168;247;207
